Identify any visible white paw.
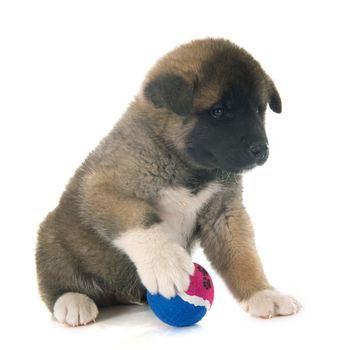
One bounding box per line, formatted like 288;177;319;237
53;292;99;326
138;243;195;299
242;289;302;319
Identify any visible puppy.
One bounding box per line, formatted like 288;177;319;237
36;38;301;326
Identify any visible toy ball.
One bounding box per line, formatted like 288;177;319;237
147;263;214;327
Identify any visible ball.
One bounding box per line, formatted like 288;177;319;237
147;263;214;327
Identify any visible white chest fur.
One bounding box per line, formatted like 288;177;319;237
156;182;221;247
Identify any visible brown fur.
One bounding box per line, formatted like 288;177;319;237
36;38;280;314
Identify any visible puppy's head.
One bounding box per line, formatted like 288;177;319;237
143;38;282;172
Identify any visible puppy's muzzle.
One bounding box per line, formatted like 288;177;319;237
249;143;269;166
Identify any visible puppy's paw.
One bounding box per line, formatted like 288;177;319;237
138;243;195;299
53;292;98;326
242;289;301;319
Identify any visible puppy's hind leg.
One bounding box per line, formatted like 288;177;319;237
53;292;98;327
36;213;104;327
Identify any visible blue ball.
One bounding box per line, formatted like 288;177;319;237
147;292;207;327
146;263;214;327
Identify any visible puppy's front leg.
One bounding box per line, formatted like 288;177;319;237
80;171;194;299
114;225;194;299
199;200;301;318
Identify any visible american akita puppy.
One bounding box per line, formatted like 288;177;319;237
36;38;301;326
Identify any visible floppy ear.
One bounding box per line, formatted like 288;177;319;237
144;74;194;116
267;78;282;114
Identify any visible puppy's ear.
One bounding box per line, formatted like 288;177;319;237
267;78;282;114
144;74;194;116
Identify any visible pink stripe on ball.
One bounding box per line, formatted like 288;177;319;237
185;263;214;306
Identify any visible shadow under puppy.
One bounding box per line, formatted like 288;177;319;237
36;38;301;326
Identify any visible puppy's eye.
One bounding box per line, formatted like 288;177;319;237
211;107;225;119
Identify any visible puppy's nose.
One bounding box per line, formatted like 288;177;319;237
249;143;269;165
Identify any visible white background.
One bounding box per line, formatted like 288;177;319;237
1;0;349;349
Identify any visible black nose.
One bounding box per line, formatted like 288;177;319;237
249;143;269;165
